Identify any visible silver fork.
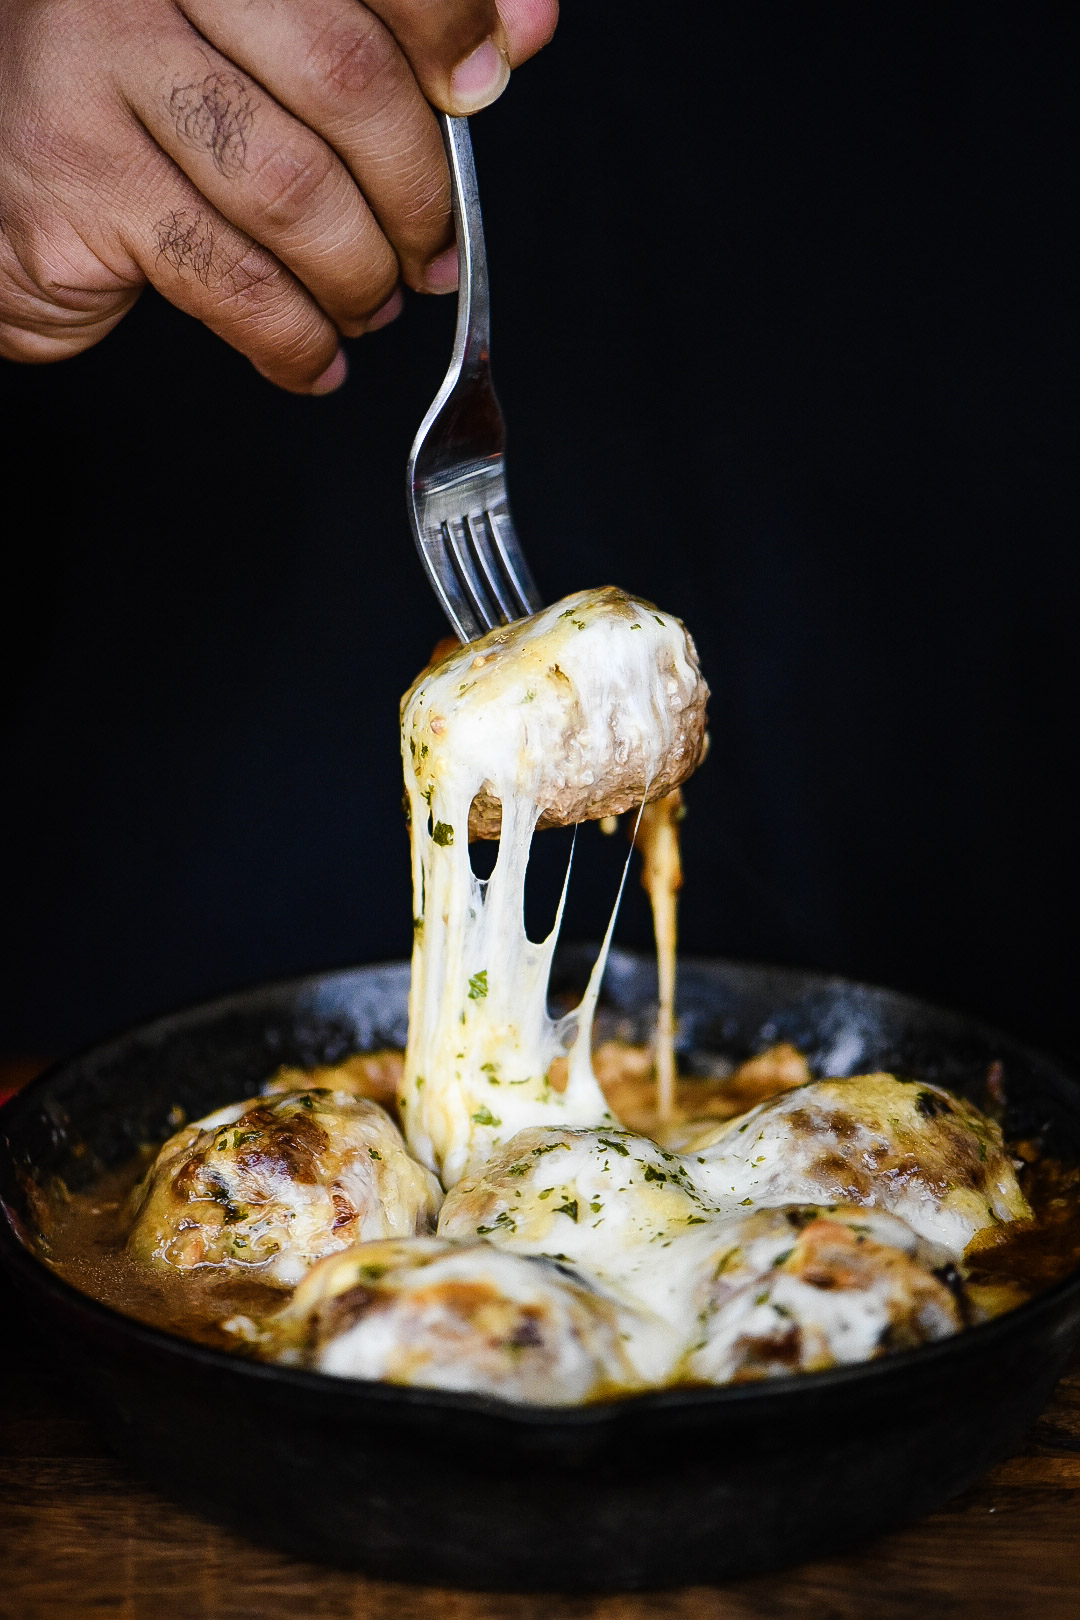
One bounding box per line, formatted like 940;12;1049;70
406;114;542;643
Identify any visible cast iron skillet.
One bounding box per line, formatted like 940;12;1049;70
2;949;1080;1591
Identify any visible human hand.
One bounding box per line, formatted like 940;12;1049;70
0;0;557;392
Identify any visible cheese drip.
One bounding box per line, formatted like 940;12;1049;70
399;587;708;1187
634;789;684;1121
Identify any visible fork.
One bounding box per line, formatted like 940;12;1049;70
406;114;542;643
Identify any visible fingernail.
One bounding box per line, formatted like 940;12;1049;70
366;286;403;332
449;38;510;113
425;245;459;294
310;349;348;395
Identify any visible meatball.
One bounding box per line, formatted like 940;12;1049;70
684;1072;1030;1255
401;585;709;842
685;1205;965;1383
438;1125;723;1379
249;1237;643;1406
129;1089;442;1285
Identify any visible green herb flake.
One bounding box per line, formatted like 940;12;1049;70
471;1104;501;1127
467;969;488;1000
642;1165;668;1183
368;1147;382;1161
597;1137;629;1157
432;820;455;846
555;1200;579;1222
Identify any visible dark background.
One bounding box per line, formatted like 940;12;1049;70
1;4;1077;1060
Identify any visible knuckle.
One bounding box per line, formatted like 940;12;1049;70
213;240;282;314
307;18;399;109
250;142;339;233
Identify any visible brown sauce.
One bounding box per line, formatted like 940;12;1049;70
36;1152;284;1350
28;1048;1080;1353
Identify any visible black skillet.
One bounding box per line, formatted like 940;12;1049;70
2;949;1080;1591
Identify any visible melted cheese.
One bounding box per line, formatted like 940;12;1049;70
258;1237;648;1404
126;582;1039;1402
398;587;707;1187
685;1072;1030;1255
129;1089;441;1286
634;789;684;1120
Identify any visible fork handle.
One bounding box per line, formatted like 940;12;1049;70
439;114;491;378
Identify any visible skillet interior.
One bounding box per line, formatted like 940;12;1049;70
2;950;1080;1590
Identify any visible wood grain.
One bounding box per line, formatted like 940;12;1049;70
3;1057;1080;1617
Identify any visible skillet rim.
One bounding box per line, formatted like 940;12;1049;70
2;953;1079;1428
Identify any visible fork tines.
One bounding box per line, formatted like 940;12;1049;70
417;478;541;644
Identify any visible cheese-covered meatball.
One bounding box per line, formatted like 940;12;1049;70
252;1238;642;1405
403;586;709;842
438;1125;723;1378
684;1072;1029;1255
129;1090;441;1285
685;1205;965;1383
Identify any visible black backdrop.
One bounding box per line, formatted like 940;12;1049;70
2;4;1077;1060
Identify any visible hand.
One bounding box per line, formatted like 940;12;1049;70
0;0;557;392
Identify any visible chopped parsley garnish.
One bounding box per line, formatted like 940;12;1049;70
555;1200;579;1222
471;1104;500;1127
432;820;454;846
597;1137;629;1157
467;970;488;1000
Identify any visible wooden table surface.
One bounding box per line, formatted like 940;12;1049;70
3;1067;1080;1619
